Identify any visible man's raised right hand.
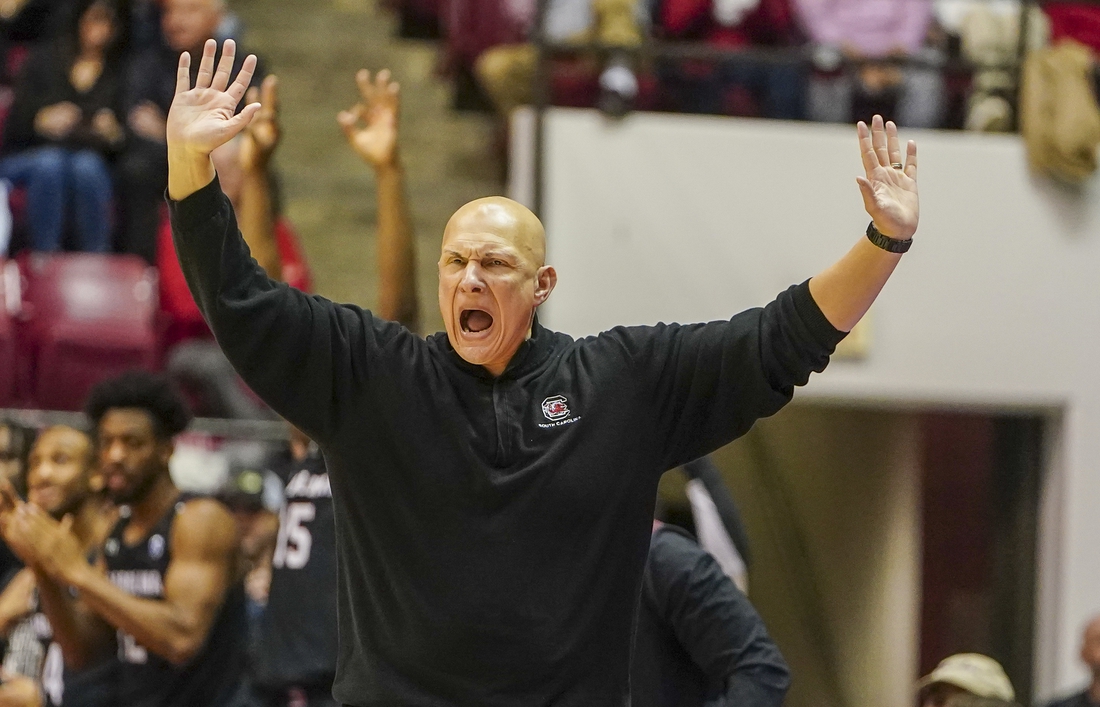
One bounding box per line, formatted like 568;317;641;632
167;39;260;198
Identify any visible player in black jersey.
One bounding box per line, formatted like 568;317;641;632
0;373;248;707
251;427;336;707
0;425;118;707
250;69;420;707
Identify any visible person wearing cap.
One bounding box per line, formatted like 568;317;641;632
918;653;1018;707
1045;615;1100;707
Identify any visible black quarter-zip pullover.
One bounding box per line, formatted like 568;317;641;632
170;178;845;707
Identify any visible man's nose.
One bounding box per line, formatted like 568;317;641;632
458;262;485;293
105;440;126;463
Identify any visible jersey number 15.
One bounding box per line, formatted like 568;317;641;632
273;501;316;570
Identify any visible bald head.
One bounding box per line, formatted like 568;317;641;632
437;196;556;377
443;197;545;270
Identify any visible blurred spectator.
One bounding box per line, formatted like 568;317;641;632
1020;39;1100;184
1044;615;1100;707
473;0;645;116
631;521;789;707
918;654;1018;707
0;425;118;707
935;0;1049;131
655;0;804;119
0;0;71;43
0;0;128;254
793;0;945;127
251;69;419;707
1044;2;1100;54
118;0;264;263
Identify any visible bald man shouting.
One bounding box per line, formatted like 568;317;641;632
166;40;919;707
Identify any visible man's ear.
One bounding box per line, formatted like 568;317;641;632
159;440;175;468
533;265;557;306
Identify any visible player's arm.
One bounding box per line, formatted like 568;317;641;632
339;69;420;330
0;505;115;669
236;75;281;279
647;530;790;707
167;40;412;440
33;567;116;670
807;115;918;333
59;500;237;666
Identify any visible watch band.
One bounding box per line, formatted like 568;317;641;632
865;221;913;254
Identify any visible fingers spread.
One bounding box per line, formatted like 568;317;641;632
245;85;259;106
175;51;192;95
857;121;877;176
886;120;902;166
195;39;217;89
212;38;237;92
904;140;918;180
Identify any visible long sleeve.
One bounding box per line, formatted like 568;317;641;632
168;177;415;442
615;280;844;471
646;529;790;707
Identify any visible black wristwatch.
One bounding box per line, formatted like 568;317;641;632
866;222;913;253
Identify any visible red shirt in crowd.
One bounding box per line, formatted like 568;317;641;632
1044;2;1100;52
157;215;313;348
660;0;793;47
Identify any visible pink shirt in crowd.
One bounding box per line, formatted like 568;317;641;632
793;0;933;56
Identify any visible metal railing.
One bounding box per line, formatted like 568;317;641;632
0;408;289;441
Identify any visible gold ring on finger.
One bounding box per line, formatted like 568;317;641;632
891;162;903;169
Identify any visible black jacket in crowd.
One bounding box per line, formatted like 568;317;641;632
2;41;125;156
632;525;789;707
169;177;845;707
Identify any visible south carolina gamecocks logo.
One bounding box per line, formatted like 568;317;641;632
541;395;570;421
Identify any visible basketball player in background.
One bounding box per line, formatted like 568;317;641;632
0;426;117;707
0;372;248;707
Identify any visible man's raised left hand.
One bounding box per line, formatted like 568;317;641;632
856;115;919;240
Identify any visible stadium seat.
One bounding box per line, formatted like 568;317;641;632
18;253;158;411
0;260;16;405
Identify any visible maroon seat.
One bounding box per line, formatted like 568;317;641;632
18;253;158;411
0;259;16;405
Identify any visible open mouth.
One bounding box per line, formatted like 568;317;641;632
460;309;494;334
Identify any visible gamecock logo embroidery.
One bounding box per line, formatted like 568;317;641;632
542;395;570;421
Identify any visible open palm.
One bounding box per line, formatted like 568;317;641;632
338;69;400;169
856;115;919;240
167;39;260;157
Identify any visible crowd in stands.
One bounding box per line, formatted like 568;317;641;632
427;0;1100;128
